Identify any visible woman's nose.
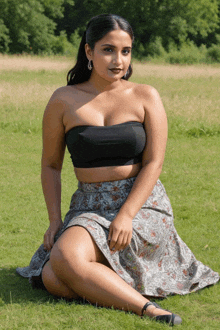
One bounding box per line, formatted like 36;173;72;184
112;52;122;65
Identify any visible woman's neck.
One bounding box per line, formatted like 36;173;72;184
87;72;124;94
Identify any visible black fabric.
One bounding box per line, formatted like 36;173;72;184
65;121;146;168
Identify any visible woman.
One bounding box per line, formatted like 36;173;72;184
16;14;219;326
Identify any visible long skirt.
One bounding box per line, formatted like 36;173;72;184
16;177;219;297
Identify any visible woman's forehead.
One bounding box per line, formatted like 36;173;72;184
97;29;132;47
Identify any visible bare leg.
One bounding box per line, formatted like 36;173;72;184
43;226;172;318
42;261;79;300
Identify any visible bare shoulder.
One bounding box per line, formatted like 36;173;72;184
123;81;161;102
132;83;160;100
44;85;77;116
48;85;76;104
131;83;165;114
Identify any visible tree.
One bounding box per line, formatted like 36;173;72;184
0;0;219;55
57;0;219;53
0;0;73;53
0;18;10;52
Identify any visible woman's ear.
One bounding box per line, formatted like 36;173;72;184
85;43;93;60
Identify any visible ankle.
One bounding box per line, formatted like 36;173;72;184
141;301;172;318
143;305;156;318
141;301;155;316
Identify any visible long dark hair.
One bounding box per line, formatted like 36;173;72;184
67;14;134;85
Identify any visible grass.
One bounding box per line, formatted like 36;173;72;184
0;55;220;329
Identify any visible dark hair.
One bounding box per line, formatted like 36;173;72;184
67;14;134;85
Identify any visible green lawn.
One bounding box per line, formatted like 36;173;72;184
0;56;219;329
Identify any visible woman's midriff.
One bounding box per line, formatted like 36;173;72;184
74;163;142;183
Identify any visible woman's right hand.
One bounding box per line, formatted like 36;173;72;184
43;219;63;251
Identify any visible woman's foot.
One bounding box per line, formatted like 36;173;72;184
142;302;182;326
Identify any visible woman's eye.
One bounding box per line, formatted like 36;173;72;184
103;48;131;55
104;48;113;52
122;49;131;55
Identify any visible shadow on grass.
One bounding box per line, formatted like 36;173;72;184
0;267;101;309
0;267;62;305
0;267;122;308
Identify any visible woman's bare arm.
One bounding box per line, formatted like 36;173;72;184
41;89;66;251
119;85;167;217
108;85;167;252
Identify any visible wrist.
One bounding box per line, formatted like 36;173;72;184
117;208;134;221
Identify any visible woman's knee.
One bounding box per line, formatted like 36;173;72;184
49;236;87;281
49;226;110;281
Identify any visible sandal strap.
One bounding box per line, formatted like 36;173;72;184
141;302;154;316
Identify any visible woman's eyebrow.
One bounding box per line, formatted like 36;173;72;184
101;43;132;49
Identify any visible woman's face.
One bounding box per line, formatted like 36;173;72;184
86;29;132;82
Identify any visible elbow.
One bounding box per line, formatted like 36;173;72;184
41;161;62;172
142;159;164;173
41;164;62;184
41;157;63;172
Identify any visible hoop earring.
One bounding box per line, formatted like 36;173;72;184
123;70;129;79
88;60;92;70
123;64;131;79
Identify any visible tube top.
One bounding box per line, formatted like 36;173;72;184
65;121;146;168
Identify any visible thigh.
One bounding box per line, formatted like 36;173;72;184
51;225;110;266
42;226;111;297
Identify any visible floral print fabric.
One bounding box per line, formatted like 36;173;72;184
16;177;219;297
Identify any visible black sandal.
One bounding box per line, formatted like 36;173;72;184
141;302;182;326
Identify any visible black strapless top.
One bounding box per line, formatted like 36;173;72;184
65;121;146;168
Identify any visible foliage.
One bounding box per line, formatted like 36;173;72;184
0;0;55;53
0;19;10;53
52;30;76;55
167;42;207;64
59;0;219;49
39;0;74;20
134;36;167;59
1;0;220;61
55;0;220;62
206;43;220;62
0;0;74;54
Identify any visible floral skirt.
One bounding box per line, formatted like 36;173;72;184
16;177;219;297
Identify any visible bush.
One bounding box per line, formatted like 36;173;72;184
146;37;167;58
167;41;207;64
70;29;81;48
132;38;167;61
206;44;220;63
52;31;76;56
132;42;146;60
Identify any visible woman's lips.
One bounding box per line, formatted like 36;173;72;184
109;68;122;73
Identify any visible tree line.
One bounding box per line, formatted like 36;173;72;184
1;0;220;63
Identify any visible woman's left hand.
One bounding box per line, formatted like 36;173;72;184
108;214;133;252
